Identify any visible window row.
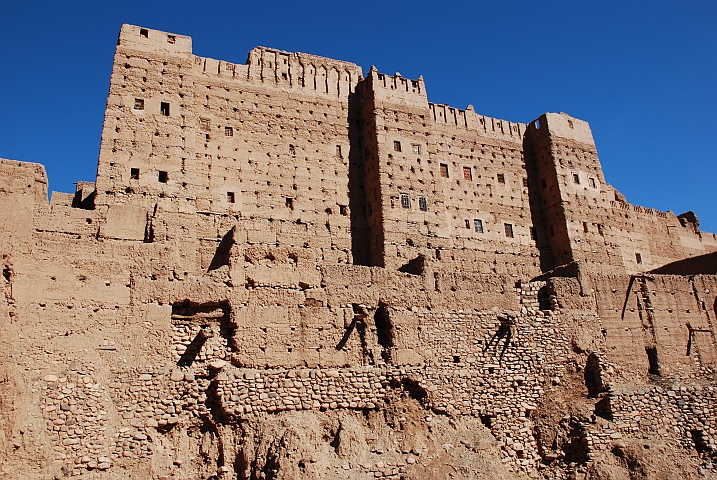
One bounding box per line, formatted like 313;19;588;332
439;163;527;186
399;193;428;211
461;219;535;240
133;98;170;116
393;140;421;155
130;168;168;183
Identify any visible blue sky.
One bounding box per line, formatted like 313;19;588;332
1;1;715;232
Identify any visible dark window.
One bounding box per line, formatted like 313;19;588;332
418;196;428;211
504;223;514;238
573;173;580;184
336;145;342;158
523;177;529;188
227;192;235;203
541;178;547;189
589;177;597;188
289;144;296;156
158;171;168;183
339;205;347;216
134;98;144;110
583;222;589;233
412;144;421;154
465;219;471;229
440;163;449;178
160;102;170;116
463;166;472;180
635;252;642;264
530;227;536;240
167;35;175;44
130;168;140;180
140;28;148;38
225;126;233;136
286;197;294;209
474;219;483;233
646;347;660;376
597;224;604;236
497;173;505;184
400;193;410;208
393;141;402;152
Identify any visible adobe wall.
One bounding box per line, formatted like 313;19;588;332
3;23;717;480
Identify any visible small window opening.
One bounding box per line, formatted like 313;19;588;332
400;193;410;209
167;35;176;44
160;102;170;116
480;415;493;428
134;98;144;110
488;367;495;374
339;205;347;216
497;173;505;184
474;219;483;233
336;145;342;158
418;196;428;211
589;177;597;188
463;166;472;180
504;223;514;238
522;177;529;188
530;227;536;240
286;197;294;210
158;171;168;183
535;119;540;129
453;355;460;364
597;224;604;236
412;144;421;154
130;168;140;180
139;28;148;38
465;219;471;229
440;163;449;178
541;178;547;189
393;140;402;152
289;144;296;156
567;119;574;129
572;173;580;184
227;192;235;203
225;126;233;136
199;118;210;131
635;252;642;264
583;222;589;233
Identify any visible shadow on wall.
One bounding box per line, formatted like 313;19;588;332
522;132;555;273
347;90;370;266
649;252;717;275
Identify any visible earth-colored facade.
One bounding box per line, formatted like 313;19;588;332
1;25;717;480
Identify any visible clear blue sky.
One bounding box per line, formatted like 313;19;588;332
1;1;715;232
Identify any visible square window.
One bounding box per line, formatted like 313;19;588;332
134;98;144;110
158;171;168;183
572;173;580;184
339;204;347;216
199;118;210;131
635;252;642;264
589;177;597;188
167;35;176;44
393;141;402;152
160;102;170;116
400;193;410;208
463;166;472;180
130;168;140;180
504;223;514;238
286;197;294;209
440;163;449;178
418;196;428;211
523;177;529;188
474;219;483;233
497;173;505;184
465;219;471;229
225;126;233;136
140;28;148;38
227;192;235;203
412;144;421;155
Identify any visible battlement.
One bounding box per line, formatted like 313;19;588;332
117;24;192;56
529;112;596;147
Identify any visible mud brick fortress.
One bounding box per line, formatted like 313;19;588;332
2;24;717;480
